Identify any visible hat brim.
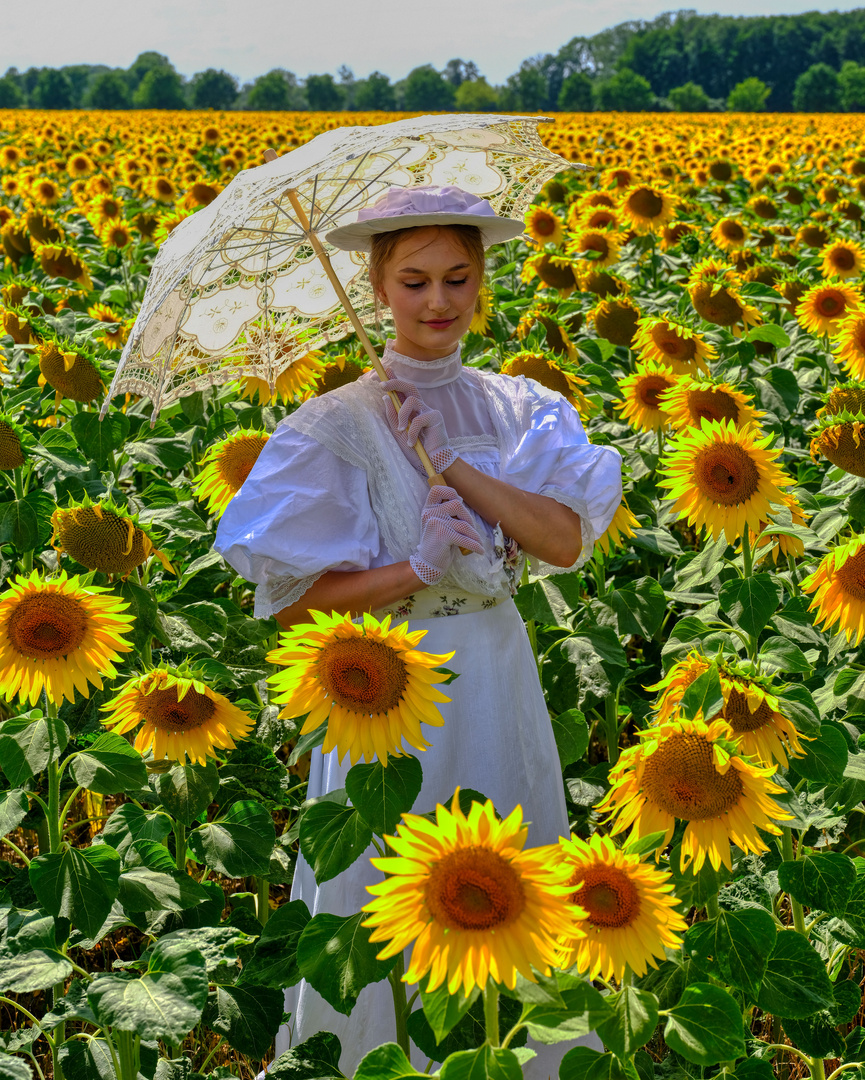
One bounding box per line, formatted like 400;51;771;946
325;211;525;252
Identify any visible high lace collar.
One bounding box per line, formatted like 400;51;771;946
382;339;463;388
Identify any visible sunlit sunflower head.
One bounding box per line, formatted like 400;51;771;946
38;341;105;403
30;177;61;208
36;243;92;288
616;360;677;433
182;180;221;210
303;354;369;398
566;227;623;270
588;296;642;348
809;410;865;478
521;252;579;296
87;303;129;349
660;221;697;251
102;665;255;767
237;349;324;404
362;790;584;995
802;533;865;645
524;204;565;247
500;351;593;418
469;285;493;336
88;194;124;228
148;176;177;204
833;313;865;379
0;414;32;471
555;832;687;982
798;280;864;336
658;375;765;432
193;428;270;519
267;610;454;766
595;499;641;558
819;380;865;418
749;195;778;220
687;259;761;332
658;418;789;544
821;239;865;280
711;216;749;252
67;153;95;179
596;715;792;872
51;497;173;578
515;301;578;359
632;315;715;376
0;571;134;707
100;221;133;250
620;184;677;233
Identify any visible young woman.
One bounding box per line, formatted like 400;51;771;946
215;185;623;1077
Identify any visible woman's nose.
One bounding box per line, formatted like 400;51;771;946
427;284;449;311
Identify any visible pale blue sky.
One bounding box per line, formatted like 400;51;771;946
6;0;865;86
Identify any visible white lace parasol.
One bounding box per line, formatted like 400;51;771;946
101;113;584;418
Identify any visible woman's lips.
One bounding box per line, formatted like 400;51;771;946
424;318;456;328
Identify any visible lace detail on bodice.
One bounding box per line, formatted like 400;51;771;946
381;340;463;386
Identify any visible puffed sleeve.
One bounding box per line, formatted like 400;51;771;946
214;420;381;620
499;377;623;574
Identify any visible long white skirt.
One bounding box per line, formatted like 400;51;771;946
276;600;602;1078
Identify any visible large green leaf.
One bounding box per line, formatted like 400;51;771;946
610;576;667;638
353;1044;427;1080
596;986;659;1056
718;574;781;637
203;983;284;1059
663;982;745;1066
558;1047;630;1080
0;1051;33;1080
782;978;863;1059
68;732;147;795
296;912;397;1016
419;978;481;1045
267;1032;345;1080
680;664;724;723
778;852;856;915
0;789;29;838
187;799;274;877
87;936;208;1042
69;411;130;470
438;1045;523;1080
344;755;423;836
756;929;834;1018
551;708;589;769
238;899;311;989
96;802;172;861
0;712;69;785
160;926;253;979
520;973;613;1044
669;844;731;907
686;907;776;998
29;844;121;939
788;724;849;783
299;801;372;884
0;492;54;551
0;912;73;993
150;760;219;825
117;867;210;913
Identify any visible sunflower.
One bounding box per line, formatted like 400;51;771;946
524;204;565;247
809;410;865;477
516;301;579;359
588;297;642;348
100;222;133;250
577;268;629;298
617;361;677;433
182;181;221;210
595;499;641;557
796;224;830;250
818;381;865;418
194;428;270;519
67;153;95;178
102;666;255;766
38;342;104;403
303;355;369;398
36;243;92;288
520;252;579;296
802;534;865;645
362;791;584;995
658;376;765;431
0;571;134;707
660;221;697;251
25;211;63;246
711;217;749;252
821;240;865;280
148;176;177;203
749;195;778;220
87;303;129;349
30;177;61;208
632;315;715;375
687;260;761;332
500;351;593;417
647;651;806;768
267;610;454;766
0;415;31;471
555;833;687;982
750;489;810;565
620;185;677;233
51;498;173;578
658;418;789;544
833;314;865;379
567;227;623;269
596;716;791;872
237;349;324;405
469;286;493;335
576;206;620;232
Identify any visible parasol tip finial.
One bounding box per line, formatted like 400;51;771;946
263;147;278;163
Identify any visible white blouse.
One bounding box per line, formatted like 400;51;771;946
215;341;623;619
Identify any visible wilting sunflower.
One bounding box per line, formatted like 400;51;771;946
0;415;31;471
500;351;593;417
588;296;642;348
102;666;255;766
821;240;865;280
658;418;789;544
237;349;324;405
554;833;687;982
524;204;565;247
818;381;865;418
268;610;454;766
687;260;761;333
658;376;765;431
362;791;584;995
51;498;173;578
520;252;579;296
194;428;270;519
38;341;104;404
617;361;677;433
596;716;791;872
620;184;677;233
797;280;863;337
809;410;865;477
802;534;865;645
303;354;369;398
36;243;91;288
632;315;715;375
0;571;134;707
834;314;865;379
647;651;806;768
796;224;830;250
595;499;641;558
567;227;623;269
711;217;749;252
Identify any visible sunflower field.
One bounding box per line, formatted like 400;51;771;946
1;105;865;1080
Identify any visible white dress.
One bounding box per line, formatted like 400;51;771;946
215;341;623;1079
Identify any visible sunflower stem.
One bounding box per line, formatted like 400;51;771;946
604;690;620;767
786;552;801;596
483;979;500;1047
256;875;270;927
45;699;63;856
810;1056;827;1080
174;820;186;873
741;527;753;580
387;953;411;1058
706;892;720;920
781;827;808;935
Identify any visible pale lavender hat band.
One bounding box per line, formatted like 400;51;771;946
325;184;526;252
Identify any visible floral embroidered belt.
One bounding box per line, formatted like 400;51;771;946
372;590;504;624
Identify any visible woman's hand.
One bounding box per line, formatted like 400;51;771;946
380;370;456;475
410;485;484;585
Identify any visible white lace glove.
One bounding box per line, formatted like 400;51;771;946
409;485;484;585
380;370;457;476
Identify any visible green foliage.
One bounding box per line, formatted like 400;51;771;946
401;65;456;110
792;63;841;111
727;77;771;111
668;81;710;111
455;78;499;112
558;72;594;111
594;69;655;111
189;69;238;110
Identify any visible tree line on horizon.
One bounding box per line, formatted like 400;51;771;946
3;8;865;113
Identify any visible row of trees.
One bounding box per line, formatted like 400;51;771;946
3;9;865;113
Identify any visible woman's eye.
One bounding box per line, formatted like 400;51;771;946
403;282;424;289
447;278;468;286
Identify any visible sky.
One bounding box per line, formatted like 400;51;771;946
5;0;865;86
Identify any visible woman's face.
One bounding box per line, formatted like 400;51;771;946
376;227;481;361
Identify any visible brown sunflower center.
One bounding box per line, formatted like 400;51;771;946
56;507;148;575
817;290;844;317
425;846;526;931
316;637;408;714
830;248;857;272
639;374;674;409
532;213;557;236
814;423;865;478
217;436;269;491
693;441;760;505
687;388;740;425
582;235;610;259
720;221;745;242
6;593;88;659
534;256;576;292
137;686;217;731
628;188;663;219
0;421;25;470
642;733;743;820
654;328;696;362
723;688;773;733
571;864;640;929
834;545;865;600
314;363;364;396
690;282;744;326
